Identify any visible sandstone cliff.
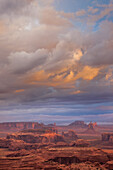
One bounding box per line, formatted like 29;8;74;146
0;122;44;131
7;132;65;144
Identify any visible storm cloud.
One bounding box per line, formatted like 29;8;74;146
0;0;113;123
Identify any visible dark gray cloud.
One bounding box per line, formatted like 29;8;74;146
8;49;49;74
81;21;113;66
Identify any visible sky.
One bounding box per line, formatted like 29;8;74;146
0;0;113;124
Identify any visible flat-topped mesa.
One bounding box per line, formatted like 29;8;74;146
0;122;44;131
68;121;88;128
6;127;63;144
6;132;65;144
102;133;113;143
21;127;58;134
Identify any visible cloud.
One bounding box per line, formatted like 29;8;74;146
88;7;98;14
0;106;113;124
0;0;32;15
81;21;113;66
0;0;113;123
0;21;6;34
8;49;49;74
38;6;72;26
87;6;113;23
14;89;25;93
75;66;100;80
76;9;86;16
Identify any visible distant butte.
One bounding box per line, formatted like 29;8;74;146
83;122;98;134
68;121;88;128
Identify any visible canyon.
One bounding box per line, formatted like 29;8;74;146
0;121;113;169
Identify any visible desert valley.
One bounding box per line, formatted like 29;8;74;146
0;121;113;170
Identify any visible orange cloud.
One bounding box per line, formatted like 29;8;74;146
73;49;83;61
70;90;81;95
26;65;100;89
0;21;6;34
106;72;112;80
75;66;100;80
63;71;75;83
105;68;113;80
14;89;25;93
31;70;49;82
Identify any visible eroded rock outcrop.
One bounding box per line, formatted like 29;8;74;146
102;133;113;143
47;148;111;165
70;139;89;147
62;130;78;141
0;142;113;169
105;160;113;170
83;122;98;134
7;132;65;144
50;156;80;165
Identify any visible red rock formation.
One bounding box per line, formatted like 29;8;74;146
106;161;113;170
88;122;94;129
0;122;44;131
48;148;110;165
83;122;98;134
62;130;78;141
70;139;89;147
6;132;65;144
0;138;13;148
6;149;30;157
93;122;97;127
109;136;113;143
0;141;113;169
102;133;113;143
21;127;58;134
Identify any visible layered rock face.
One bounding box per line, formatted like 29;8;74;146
62;130;78;141
0;147;113;169
0;128;77;151
70;139;89;147
7;132;65;144
102;133;113;143
0;128;66;151
0;122;44;131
